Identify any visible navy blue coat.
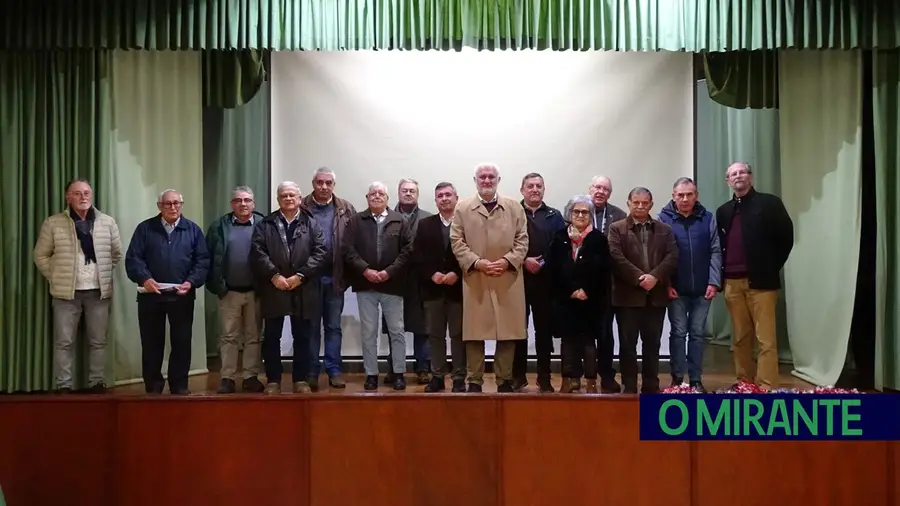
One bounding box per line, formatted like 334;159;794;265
125;214;211;300
657;201;722;298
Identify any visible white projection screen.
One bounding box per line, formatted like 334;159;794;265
271;50;694;361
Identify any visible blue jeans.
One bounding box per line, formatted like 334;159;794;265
309;279;345;378
667;296;712;382
357;291;406;376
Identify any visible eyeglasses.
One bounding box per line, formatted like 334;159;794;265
159;201;183;208
571;209;590;216
231;198;254;204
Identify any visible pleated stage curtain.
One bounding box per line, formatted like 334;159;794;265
873;49;900;391
0;50;115;392
778;50;863;386
2;0;898;51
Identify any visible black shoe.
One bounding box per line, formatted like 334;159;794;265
690;381;707;393
57;387;73;394
512;377;528;391
242;376;265;393
467;383;482;393
497;381;515;393
383;372;397;385
424;376;445;392
88;383;108;394
537;376;555;393
364;375;378;391
600;377;622;394
393;375;407;390
671;376;684;386
307;376;320;392
170;387;191;395
451;379;466;392
416;371;431;385
218;378;236;394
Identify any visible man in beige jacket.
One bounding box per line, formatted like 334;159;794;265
450;164;529;393
34;179;123;393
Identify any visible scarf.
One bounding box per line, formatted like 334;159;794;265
69;207;97;264
568;223;592;259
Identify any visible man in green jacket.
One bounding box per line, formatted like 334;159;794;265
206;186;266;393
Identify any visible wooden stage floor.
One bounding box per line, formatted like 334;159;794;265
1;373;895;506
112;369;815;395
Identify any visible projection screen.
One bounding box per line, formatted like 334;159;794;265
271;50;694;360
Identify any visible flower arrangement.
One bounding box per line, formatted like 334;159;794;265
661;379;861;394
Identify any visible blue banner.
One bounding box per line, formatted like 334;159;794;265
639;394;900;440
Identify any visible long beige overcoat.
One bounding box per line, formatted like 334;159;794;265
449;195;529;342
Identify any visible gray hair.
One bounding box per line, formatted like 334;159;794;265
563;195;595;222
590;175;612;187
434;181;456;193
398;178;419;189
368;181;388;195
726;162;752;175
627;187;653;201
313;166;336;182
231;185;254;199
474;163;500;177
158;189;183;203
276;181;301;195
672;177;696;190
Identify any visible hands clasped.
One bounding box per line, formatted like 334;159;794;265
272;274;304;290
475;258;509;277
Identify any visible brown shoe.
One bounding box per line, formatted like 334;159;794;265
584;379;598;394
264;382;281;395
293;381;312;393
560;378;578;393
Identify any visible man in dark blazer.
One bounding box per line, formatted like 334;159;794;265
589;175;627;393
608;187;678;394
416;182;466;393
344;182;413;391
125;189;210;395
250;181;327;395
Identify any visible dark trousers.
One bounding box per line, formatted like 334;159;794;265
263;315;311;384
561;334;598;379
596;307;617;381
614;305;667;392
424;298;466;380
513;279;554;381
137;296;195;393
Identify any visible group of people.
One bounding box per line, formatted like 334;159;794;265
33;161;793;395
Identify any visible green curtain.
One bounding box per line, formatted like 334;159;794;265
873;49;900;391
778;50;863;387
202;79;272;357
2;0;899;51
0;50;114;393
703;50;779;109
694;78;792;363
203;50;267;109
104;50;208;383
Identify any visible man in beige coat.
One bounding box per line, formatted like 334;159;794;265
33;179;123;393
450;164;529;393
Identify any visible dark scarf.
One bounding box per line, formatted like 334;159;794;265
69;207;97;264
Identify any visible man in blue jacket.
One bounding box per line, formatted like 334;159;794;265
126;189;210;395
657;177;721;393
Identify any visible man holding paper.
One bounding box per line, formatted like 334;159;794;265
125;189;210;395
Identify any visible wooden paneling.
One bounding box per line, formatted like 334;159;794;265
308;396;499;506
0;398;114;506
0;395;895;506
696;441;889;506
501;397;691;506
892;443;899;506
113;397;308;506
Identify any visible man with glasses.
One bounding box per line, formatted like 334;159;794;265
205;186;266;394
126;189;210;395
33;179;123;393
716;162;793;390
588;175;626;393
657;177;721;393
